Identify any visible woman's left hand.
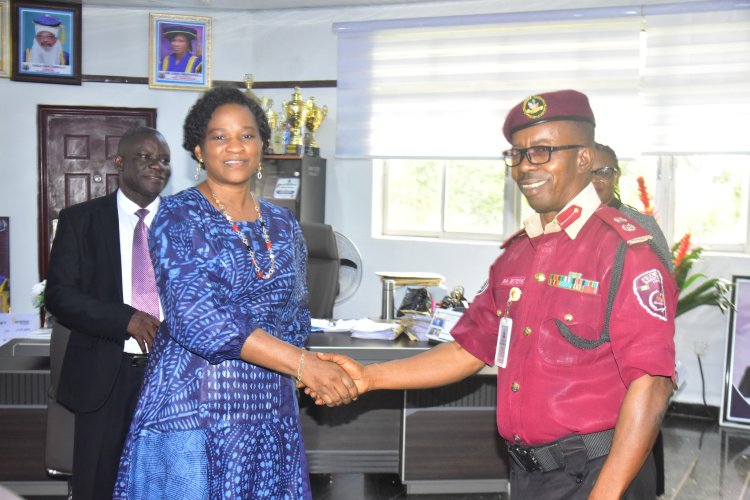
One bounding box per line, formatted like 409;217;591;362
298;353;359;407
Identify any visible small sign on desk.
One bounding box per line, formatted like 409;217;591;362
0;312;40;347
273;178;300;200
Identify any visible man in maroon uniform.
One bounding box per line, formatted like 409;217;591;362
313;90;676;499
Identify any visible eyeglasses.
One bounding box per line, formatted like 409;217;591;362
502;145;584;168
592;166;617;180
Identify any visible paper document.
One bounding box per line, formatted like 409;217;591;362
310;318;357;333
350;318;399;340
399;313;432;342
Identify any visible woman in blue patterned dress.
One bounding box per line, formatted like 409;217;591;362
114;87;358;499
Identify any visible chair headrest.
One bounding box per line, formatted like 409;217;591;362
300;222;339;259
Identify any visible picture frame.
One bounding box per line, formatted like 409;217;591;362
720;275;750;428
0;1;10;77
10;0;81;85
0;216;8;312
149;13;211;91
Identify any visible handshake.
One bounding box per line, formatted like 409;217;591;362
295;352;370;407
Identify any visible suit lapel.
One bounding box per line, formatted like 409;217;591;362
100;192;124;302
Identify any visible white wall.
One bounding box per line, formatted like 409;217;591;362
0;0;740;407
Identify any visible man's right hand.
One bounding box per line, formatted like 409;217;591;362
126;310;160;354
303;353;369;406
299;352;360;407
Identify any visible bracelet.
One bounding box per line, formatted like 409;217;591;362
295;350;306;384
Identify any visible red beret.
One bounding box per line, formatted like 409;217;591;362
503;90;595;143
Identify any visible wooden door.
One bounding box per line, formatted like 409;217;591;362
37;106;157;280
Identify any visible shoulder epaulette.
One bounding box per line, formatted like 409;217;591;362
593;205;652;246
500;227;527;249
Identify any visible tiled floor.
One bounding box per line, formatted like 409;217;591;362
16;409;750;499
660;413;750;500
308;410;750;500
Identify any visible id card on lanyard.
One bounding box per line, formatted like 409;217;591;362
494;287;521;368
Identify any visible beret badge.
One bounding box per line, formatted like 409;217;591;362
522;96;547;119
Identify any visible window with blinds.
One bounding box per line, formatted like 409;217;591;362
335;15;641;159
335;3;750;250
642;9;750;154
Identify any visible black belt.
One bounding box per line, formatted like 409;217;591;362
506;429;614;473
123;352;149;367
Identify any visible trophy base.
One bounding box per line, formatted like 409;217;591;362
285;144;303;155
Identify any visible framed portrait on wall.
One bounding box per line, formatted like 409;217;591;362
10;0;81;84
0;1;10;77
149;13;211;91
721;275;750;428
0;217;8;312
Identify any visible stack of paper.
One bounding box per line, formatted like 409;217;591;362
310;318;357;333
399;313;432;341
375;271;446;287
350;318;400;340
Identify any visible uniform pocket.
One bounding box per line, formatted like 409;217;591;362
537;290;607;366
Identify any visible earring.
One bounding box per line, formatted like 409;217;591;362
195;158;204;181
257;162;263;180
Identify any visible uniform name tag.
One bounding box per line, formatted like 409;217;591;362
495;316;512;368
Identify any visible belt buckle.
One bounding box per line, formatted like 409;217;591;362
507;444;542;472
126;353;148;367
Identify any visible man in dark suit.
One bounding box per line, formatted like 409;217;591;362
45;126;171;499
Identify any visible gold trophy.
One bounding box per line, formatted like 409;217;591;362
304;96;328;156
261;96;280;154
243;73;262;105
283;87;307;155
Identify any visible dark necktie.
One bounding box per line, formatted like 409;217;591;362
131;208;160;318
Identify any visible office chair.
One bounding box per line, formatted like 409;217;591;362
300;222;340;319
45;318;74;485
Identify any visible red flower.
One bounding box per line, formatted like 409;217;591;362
637;176;655;215
673;232;691;272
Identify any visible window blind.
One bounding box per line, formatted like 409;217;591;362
335;1;750;159
335;16;641;158
642;9;750;154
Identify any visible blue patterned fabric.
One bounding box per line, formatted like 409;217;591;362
114;187;312;499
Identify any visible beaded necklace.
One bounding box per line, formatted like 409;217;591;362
210;191;276;279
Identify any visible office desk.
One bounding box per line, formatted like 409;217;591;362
0;337;62;496
0;333;508;496
304;332;508;495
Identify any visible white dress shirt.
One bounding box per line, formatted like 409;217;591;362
117;190;162;353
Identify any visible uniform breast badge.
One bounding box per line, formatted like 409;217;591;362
547;271;599;295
